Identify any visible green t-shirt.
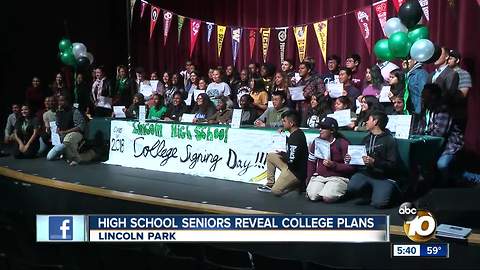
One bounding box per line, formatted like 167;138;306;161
148;106;167;120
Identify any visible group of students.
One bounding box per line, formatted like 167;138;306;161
3;45;474;206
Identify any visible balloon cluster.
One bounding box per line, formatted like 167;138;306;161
58;38;95;69
374;0;440;63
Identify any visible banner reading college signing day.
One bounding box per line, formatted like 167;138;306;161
106;120;317;183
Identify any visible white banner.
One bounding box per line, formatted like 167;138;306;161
106;121;317;183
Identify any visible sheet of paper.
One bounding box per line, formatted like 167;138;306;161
326;83;344;98
355;99;362;115
193;89;205;102
96;96;112;109
293;72;301;84
113;106;126;118
149;80;159;92
181;113;195;123
73;103;79;109
230;109;242;128
329;109;352;127
268;101;274;108
140;84;154;98
49;121;61;146
289;86;305;101
334;75;340;84
348;145;367;165
139;105;146;123
185;93;193;106
379;85;391;103
314;138;331;160
271;133;287;152
387;115;412;139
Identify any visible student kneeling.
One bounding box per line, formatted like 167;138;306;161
306;117;355;202
345;111;400;208
257;111;308;196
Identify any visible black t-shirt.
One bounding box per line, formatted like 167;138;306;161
285;129;308;183
14;116;40;145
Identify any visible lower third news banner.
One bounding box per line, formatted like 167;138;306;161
37;215;389;242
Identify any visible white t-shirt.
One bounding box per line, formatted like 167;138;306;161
206;82;231;98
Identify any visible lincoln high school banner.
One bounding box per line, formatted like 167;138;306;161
106;121;317;183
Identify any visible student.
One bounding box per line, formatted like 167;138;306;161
91;66;113;117
272;72;292;108
336;67;361;106
148;94;167;120
281;59;295;85
41;96;57;150
384;69;405;114
13;104;41;159
345;111;400;208
164;91;188;122
254;91;290;128
4;104;20;144
249;77;269;115
207;96;233;124
405;59;428;114
345;54;362;89
192;93;216;123
238;94;257;125
306;117;355;202
320;55;341;84
25;76;45;113
354;96;384;131
361;65;384;97
114;65;134;107
74;73;93;114
296;61;326;126
206;69;231;105
305;93;332;128
391;95;408;115
123;93;145;119
257;111;308;196
333;96;357;130
260;63;276;94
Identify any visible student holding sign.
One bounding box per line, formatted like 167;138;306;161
353;96;384;131
345;111;400;208
306;117;355;202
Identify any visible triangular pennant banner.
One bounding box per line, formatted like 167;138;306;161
149;6;160;40
231;28;243;65
190;19;201;58
293;25;308;62
373;0;388;36
206;22;214;43
355;6;372;54
140;1;147;19
392;0;406;12
248;29;256;59
418;0;429;21
217;25;226;58
163;11;173;45
276;27;288;64
260;28;270;63
177;15;185;44
313;21;328;64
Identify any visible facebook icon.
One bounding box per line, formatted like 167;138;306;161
49;216;73;240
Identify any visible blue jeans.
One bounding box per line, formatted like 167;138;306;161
47;144;65;161
347;172;399;208
437;154;455;186
463;172;480;184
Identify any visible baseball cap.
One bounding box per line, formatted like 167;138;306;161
318;117;338;131
448;49;461;60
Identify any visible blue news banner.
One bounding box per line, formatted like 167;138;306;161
37;215;389;242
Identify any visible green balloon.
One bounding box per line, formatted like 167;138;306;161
60;51;76;66
388;32;411;59
58;38;72;52
374;39;394;61
408;25;429;43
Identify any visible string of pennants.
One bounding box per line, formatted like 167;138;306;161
135;0;429;64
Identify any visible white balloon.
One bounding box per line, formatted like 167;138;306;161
410;39;435;62
72;43;87;59
86;52;94;64
384;17;408;38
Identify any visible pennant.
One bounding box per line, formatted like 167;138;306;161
313;21;328;64
190;19;201;58
149;6;160;40
293;25;308;62
140;1;147;19
248;29;256;59
392;0;406;12
177;15;185;44
206;22;214;43
163;11;173;45
260;28;271;63
373;0;388;36
217;25;226;58
276;27;288;64
355;6;372;54
231;28;243;65
418;0;429;21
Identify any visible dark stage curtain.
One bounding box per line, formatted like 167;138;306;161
131;0;480;165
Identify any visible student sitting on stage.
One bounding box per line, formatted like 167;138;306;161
345;111;400;208
305;93;332;128
207;96;233;124
353;96;384;131
333;96;357;130
123;93;145;119
257;111;308;196
164;91;188;122
249;77;268;115
4;104;20;144
239;94;257;125
391;95;408;115
148;94;167;120
254;91;290;128
306;117;355;202
192;93;216;123
13;104;41;159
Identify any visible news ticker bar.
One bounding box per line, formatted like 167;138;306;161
37;215;390;242
392;244;449;258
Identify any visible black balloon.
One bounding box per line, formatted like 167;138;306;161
423;45;441;64
76;57;90;69
398;0;423;29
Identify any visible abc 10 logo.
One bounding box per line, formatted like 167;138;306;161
398;202;437;242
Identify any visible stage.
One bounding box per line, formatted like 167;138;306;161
0;155;480;269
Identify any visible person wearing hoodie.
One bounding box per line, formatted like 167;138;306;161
345;111;400;208
405;59;428;114
306;117;356;202
254;91;290;128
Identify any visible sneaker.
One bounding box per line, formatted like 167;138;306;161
257;185;272;193
69;161;79;166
